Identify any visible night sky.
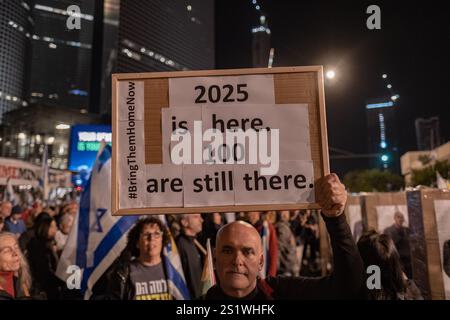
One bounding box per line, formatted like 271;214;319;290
215;0;449;175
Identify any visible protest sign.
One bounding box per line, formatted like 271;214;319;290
112;66;329;215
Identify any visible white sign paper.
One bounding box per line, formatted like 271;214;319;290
234;160;315;205
169;75;275;107
376;205;409;233
161;106;202;164
145;164;183;207
161;104;311;167
202;104;311;162
348;204;363;242
117;81;144;121
183;165;235;207
117;120;146;209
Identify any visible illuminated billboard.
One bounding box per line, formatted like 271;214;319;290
68;124;112;185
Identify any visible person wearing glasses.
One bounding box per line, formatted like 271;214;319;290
103;217;172;300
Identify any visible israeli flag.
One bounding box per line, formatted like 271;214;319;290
260;220;271;279
159;215;191;300
56;144;139;299
56;144;190;300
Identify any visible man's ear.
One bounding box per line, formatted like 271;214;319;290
259;253;264;270
180;217;188;228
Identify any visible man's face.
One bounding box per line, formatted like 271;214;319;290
1;202;12;218
184;214;203;235
215;223;263;298
394;213;405;228
246;211;261;225
138;223;163;259
280;210;290;222
0;235;21;272
61;217;74;235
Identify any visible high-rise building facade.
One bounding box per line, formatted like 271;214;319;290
366;99;400;172
0;0;32;123
0;1;101;167
415;117;441;151
250;1;271;68
251;16;270;68
26;0;95;111
97;0;215;115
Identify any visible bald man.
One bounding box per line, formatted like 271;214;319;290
204;173;364;300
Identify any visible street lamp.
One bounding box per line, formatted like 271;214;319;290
326;70;336;79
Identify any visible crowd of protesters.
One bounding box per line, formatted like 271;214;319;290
0;176;423;300
0;198;77;299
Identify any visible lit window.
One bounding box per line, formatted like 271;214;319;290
34;4;94;21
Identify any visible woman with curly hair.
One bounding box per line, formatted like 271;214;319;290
101;217;174;300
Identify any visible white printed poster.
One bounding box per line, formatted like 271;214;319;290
183;165;235;207
234;160;315;205
169;74;275;107
348;204;363;242
114;70;323;213
376;205;409;233
117;81;146;209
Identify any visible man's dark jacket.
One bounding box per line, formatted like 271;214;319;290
204;213;364;300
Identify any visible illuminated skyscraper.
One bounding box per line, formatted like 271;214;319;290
366;99;400;172
96;0;215;115
415;117;441;151
0;0;32;123
27;0;95;110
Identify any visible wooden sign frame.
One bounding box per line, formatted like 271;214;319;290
112;66;329;216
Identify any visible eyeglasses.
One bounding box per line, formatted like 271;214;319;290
141;231;162;240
